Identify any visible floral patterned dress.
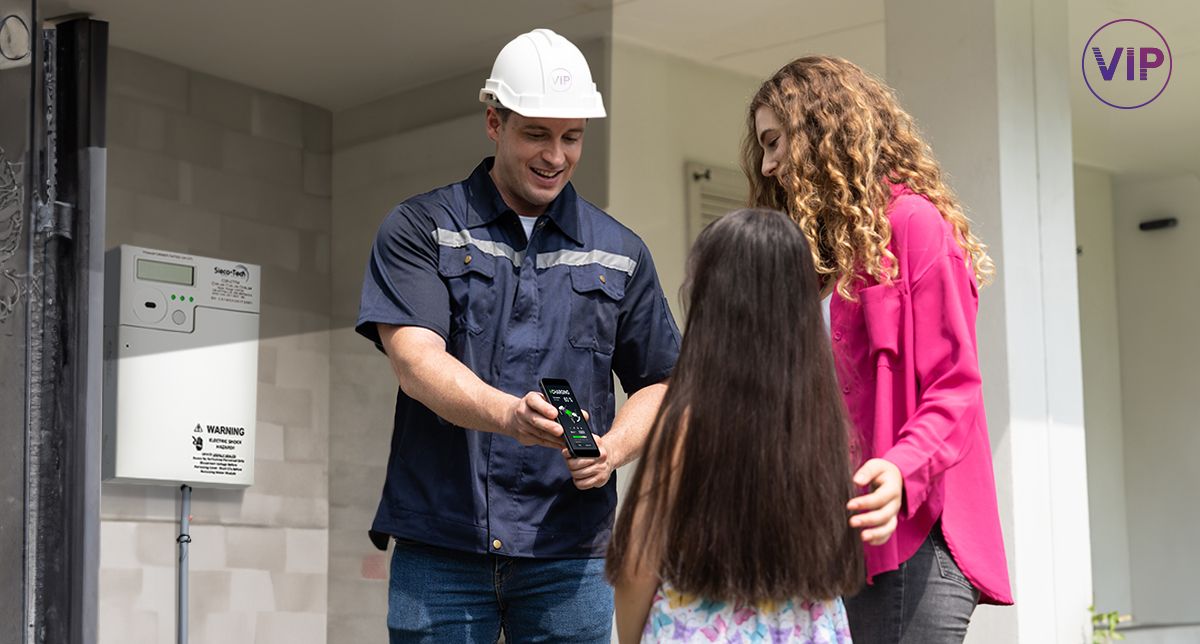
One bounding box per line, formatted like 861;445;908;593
642;584;853;643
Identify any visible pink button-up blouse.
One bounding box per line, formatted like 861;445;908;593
830;184;1013;605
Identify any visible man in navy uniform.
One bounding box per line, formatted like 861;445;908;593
356;29;680;643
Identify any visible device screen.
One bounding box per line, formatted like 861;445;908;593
539;378;600;458
137;258;195;286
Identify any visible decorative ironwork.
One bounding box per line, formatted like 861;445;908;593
42;27;56;206
0;144;23;324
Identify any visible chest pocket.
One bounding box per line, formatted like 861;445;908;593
438;246;498;335
567;264;627;354
858;282;904;369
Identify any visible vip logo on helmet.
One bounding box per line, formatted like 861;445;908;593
1082;19;1172;109
550;68;572;92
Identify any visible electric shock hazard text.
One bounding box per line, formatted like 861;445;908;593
193;450;245;476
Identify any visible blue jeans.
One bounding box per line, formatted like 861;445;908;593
387;539;614;643
844;525;980;643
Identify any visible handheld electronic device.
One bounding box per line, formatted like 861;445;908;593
539;377;601;458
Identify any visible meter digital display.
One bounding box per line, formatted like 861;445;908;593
137;258;194;286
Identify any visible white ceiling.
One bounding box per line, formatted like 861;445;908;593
40;0;1197;177
42;0;617;111
613;0;885;82
39;0;885;110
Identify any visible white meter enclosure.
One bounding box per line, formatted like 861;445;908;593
103;246;260;488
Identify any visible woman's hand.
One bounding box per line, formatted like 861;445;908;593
848;458;903;545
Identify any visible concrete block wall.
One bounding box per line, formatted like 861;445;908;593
100;47;332;644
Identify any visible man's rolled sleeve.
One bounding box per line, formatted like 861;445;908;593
612;243;681;394
355;205;450;349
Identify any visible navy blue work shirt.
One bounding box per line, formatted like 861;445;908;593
356;158;681;559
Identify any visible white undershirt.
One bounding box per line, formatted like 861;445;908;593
519;215;538;241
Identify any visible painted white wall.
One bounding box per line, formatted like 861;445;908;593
1123;625;1200;644
1112;173;1200;627
1074;164;1134;617
606;39;760;325
886;0;1092;641
604;39;762;500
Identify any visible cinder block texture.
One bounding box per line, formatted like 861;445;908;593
101;48;332;644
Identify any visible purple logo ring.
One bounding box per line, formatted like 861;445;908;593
1082;18;1172;109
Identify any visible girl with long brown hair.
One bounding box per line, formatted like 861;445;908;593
606;209;863;643
742;56;1012;642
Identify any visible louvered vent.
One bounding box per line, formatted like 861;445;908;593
686;162;748;242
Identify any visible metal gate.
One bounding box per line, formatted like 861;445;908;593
0;3;106;641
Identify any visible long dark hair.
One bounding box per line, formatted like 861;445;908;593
606;208;863;603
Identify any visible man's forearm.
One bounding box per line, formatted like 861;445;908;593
381;325;515;435
602;381;668;468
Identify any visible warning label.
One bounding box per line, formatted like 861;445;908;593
193;449;246;476
190;423;248;477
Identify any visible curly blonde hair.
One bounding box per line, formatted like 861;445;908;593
741;56;994;300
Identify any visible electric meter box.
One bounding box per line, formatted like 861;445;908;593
103;245;260;489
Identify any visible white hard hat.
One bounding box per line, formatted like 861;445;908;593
480;29;606;119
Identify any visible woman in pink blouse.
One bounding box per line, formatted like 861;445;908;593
741;56;1013;642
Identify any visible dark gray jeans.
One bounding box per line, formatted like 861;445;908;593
845;525;980;644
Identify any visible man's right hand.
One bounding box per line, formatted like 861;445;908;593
379;325;565;448
503;392;564;449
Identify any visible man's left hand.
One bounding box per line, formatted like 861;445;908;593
562;431;616;490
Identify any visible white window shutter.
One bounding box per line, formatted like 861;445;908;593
685;162;748;243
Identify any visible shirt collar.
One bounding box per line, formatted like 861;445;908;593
464;157;583;244
888;181;912;199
